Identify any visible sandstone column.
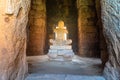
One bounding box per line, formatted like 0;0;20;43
101;0;120;80
27;0;46;56
77;0;100;57
0;0;30;80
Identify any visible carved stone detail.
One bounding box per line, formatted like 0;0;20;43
5;0;14;14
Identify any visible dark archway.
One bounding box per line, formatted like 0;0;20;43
45;0;79;54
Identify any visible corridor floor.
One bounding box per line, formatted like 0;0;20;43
25;55;105;80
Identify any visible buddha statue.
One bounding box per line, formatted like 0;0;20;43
50;20;72;45
48;20;74;60
54;20;68;40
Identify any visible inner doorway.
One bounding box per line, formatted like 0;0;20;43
27;0;104;78
45;0;78;54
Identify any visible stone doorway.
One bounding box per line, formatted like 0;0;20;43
26;0;109;78
2;0;120;80
26;0;105;78
45;0;79;54
26;0;103;58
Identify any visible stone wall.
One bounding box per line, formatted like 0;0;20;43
101;0;120;80
27;0;46;56
0;0;30;80
77;0;100;57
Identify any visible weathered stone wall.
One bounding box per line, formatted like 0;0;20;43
101;0;120;80
0;0;30;80
95;0;108;65
27;0;46;56
77;0;100;57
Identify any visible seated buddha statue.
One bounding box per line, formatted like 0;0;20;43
48;21;74;60
50;20;72;46
54;20;68;40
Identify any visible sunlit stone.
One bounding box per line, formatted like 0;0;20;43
5;0;14;14
54;20;68;40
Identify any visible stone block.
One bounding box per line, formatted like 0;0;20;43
48;53;57;59
48;48;74;61
57;50;73;55
49;49;57;53
50;46;72;49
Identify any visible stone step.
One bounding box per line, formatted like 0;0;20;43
48;49;74;54
25;74;105;80
50;46;72;49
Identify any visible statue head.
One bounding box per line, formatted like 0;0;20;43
58;20;64;28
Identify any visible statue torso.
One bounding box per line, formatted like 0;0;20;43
54;28;68;40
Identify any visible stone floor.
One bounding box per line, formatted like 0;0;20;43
25;74;105;80
25;55;105;80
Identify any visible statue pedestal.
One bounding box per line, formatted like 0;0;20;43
48;40;74;61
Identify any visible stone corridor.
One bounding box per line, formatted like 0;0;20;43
25;55;105;80
0;0;120;80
